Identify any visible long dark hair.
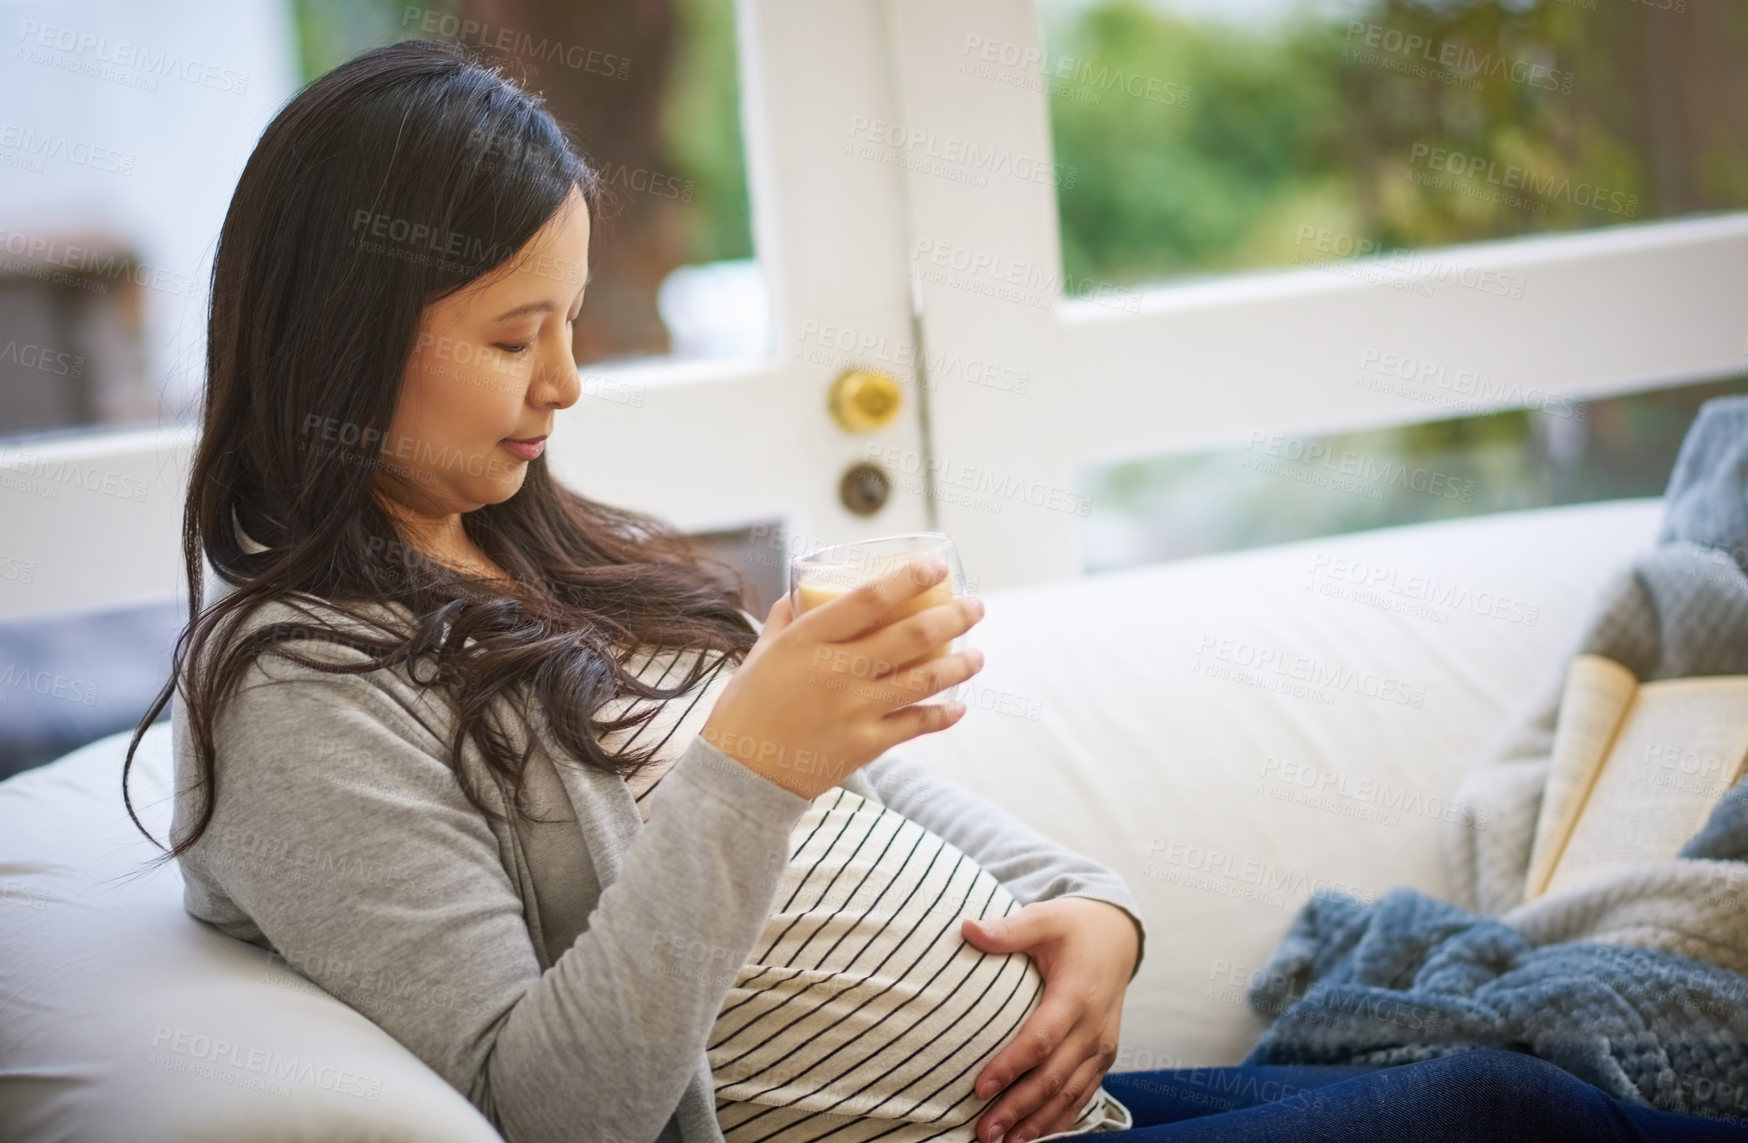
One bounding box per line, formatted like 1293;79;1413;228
123;40;757;861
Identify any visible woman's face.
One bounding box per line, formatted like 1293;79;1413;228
375;185;591;522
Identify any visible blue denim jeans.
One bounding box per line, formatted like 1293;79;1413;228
1097;1049;1748;1142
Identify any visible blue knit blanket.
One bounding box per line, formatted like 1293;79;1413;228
1243;887;1748;1118
1242;396;1748;1120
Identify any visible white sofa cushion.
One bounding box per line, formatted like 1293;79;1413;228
893;498;1663;1071
0;498;1663;1140
0;719;504;1143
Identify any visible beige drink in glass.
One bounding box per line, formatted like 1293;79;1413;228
789;532;971;705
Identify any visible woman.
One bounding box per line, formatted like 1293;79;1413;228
119;37;1738;1143
123;39;1143;1143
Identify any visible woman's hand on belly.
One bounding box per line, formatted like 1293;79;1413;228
960;897;1141;1143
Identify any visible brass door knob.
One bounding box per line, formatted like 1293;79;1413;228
828;368;903;433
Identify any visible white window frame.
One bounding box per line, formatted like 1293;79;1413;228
885;0;1748;589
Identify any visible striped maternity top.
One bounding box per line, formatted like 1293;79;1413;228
596;644;1123;1142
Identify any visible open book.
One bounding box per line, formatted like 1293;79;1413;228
1522;654;1748;900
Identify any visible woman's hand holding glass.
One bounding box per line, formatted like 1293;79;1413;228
699;559;987;800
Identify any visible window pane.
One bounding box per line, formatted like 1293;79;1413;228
297;0;767;366
1040;0;1748;294
1079;376;1748;573
0;1;293;442
0;0;765;443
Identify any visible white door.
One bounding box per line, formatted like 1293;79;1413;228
885;0;1748;591
0;0;935;620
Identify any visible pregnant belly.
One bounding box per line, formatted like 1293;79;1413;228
709;788;1100;1143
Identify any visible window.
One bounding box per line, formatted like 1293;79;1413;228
0;0;772;444
1081;374;1748;570
298;0;768;368
1042;0;1748;295
1021;0;1748;573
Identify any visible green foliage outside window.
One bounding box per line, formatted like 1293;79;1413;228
1046;0;1748;291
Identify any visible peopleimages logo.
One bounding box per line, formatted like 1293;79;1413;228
0;444;151;503
149;1026;382;1101
0;123;135;175
1306;551;1541;628
0;228;200;299
400;6;631;79
1342;21;1574;94
794;319;1031;396
1408;143;1639;218
1142;837;1378;905
1242;431;1476;503
958;35;1192;108
0;338;84;379
1356;347;1585;423
847;116;1078;189
16;21;250;94
1291;226;1526;301
0;665;99;707
862;442;1093;517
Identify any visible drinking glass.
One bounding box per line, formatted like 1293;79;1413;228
788;531;972;708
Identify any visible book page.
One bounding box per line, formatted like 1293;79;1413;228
1522;655;1637;899
1543;674;1748;897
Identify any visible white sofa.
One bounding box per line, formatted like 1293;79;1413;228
0;498;1664;1142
